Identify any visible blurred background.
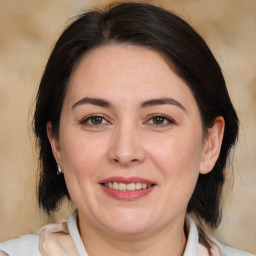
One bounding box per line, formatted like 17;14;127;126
0;0;255;253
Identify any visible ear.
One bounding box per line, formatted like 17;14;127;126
46;121;62;166
199;116;225;174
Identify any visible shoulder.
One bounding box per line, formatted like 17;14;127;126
221;245;255;256
211;237;255;256
186;216;254;256
0;234;40;256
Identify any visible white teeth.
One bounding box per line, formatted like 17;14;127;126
104;182;152;191
127;183;135;191
113;182;118;190
119;183;126;191
135;183;142;190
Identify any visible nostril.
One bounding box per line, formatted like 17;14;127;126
112;157;140;167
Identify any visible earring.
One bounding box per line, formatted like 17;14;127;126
57;164;62;175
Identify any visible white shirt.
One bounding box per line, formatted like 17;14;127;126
0;212;254;256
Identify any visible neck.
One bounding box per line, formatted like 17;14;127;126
78;214;187;256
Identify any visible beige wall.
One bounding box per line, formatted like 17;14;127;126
0;0;255;253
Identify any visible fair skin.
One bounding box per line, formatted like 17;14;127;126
47;44;224;256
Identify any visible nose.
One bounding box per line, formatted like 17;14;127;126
108;123;146;167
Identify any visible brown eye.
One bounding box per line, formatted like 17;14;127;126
152;116;166;125
147;115;174;126
82;115;108;125
91;116;104;124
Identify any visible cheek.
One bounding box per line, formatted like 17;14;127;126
150;135;203;174
148;134;203;201
59;133;109;208
59;131;108;177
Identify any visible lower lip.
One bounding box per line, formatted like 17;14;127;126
101;185;155;200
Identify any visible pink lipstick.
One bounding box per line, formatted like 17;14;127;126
99;176;156;200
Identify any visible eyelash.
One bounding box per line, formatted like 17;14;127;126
80;114;111;126
145;114;175;127
80;114;175;127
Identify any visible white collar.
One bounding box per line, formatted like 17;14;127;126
68;211;88;255
183;215;199;256
67;212;220;256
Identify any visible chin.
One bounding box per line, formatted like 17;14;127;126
99;211;155;236
106;222;152;237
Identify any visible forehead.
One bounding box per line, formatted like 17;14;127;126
66;44;197;109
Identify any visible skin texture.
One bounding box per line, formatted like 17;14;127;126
47;44;224;256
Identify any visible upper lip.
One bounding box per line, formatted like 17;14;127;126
99;176;156;185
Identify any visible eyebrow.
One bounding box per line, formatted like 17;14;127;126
72;97;113;109
72;97;186;112
140;98;186;112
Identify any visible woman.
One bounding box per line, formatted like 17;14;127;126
0;2;254;256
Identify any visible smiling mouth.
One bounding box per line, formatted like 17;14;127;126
101;182;154;191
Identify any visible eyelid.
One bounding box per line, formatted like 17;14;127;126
144;114;175;126
80;113;112;125
79;113;175;127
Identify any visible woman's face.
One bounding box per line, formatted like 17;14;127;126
48;44;221;237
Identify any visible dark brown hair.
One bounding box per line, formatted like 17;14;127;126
34;2;239;235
